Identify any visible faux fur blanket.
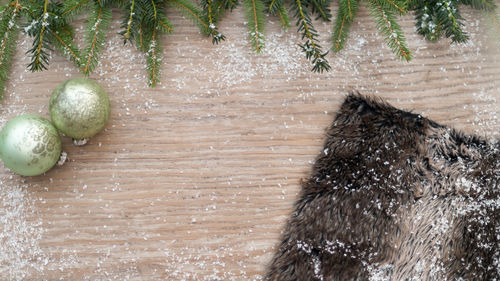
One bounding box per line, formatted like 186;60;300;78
265;94;499;281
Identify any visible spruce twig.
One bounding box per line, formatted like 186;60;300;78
276;5;290;30
414;2;441;41
147;26;161;86
0;0;499;99
462;0;497;11
81;1;112;75
144;0;172;86
266;0;290;29
244;0;266;52
411;0;495;43
23;1;81;72
26;0;50;71
47;24;81;68
267;0;282;14
0;0;20;99
332;0;358;51
368;0;411;61
166;0;209;35
202;0;226;44
220;0;239;11
276;5;291;29
310;0;332;21
62;0;92;19
120;0;135;43
376;0;406;15
436;0;468;43
292;0;331;72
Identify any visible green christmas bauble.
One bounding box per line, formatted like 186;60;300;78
0;114;62;176
49;78;110;140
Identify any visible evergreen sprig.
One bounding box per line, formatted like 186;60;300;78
24;0;59;71
0;0;21;99
202;0;226;44
62;0;92;19
310;0;332;21
80;1;112;75
0;0;499;98
266;0;290;29
292;0;331;72
144;0;172;86
119;0;136;43
244;0;266;52
410;0;497;43
332;0;358;51
166;0;209;35
368;0;411;61
47;23;81;68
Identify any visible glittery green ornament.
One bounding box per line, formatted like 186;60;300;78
49;78;110;140
0;114;62;176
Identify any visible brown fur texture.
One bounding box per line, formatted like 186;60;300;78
265;94;499;281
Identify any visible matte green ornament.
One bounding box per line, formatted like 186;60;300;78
49;78;110;140
0;114;62;176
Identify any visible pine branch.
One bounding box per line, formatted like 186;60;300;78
99;0;121;6
414;2;441;41
343;0;358;20
81;2;112;75
0;2;12;19
62;0;91;19
276;4;291;29
119;0;135;43
267;0;282;13
371;0;406;15
146;26;161;86
202;0;226;44
407;0;418;9
244;0;266;52
412;0;495;43
332;10;348;51
310;0;332;21
291;0;331;72
26;0;50;71
166;0;209;35
157;15;174;34
435;0;468;43
136;21;145;50
47;24;81;68
0;1;20;99
219;0;239;11
332;0;358;52
368;0;411;61
129;0;150;51
211;0;238;21
23;1;81;72
460;0;496;11
141;0;171;87
266;0;290;29
0;0;498;93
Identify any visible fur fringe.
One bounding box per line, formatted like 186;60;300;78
265;93;500;281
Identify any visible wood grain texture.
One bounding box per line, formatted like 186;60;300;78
1;5;499;280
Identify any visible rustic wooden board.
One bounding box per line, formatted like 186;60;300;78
1;5;499;280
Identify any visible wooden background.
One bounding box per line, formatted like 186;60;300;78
1;5;500;280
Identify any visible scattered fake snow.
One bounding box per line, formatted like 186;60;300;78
0;181;46;280
0;8;499;280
